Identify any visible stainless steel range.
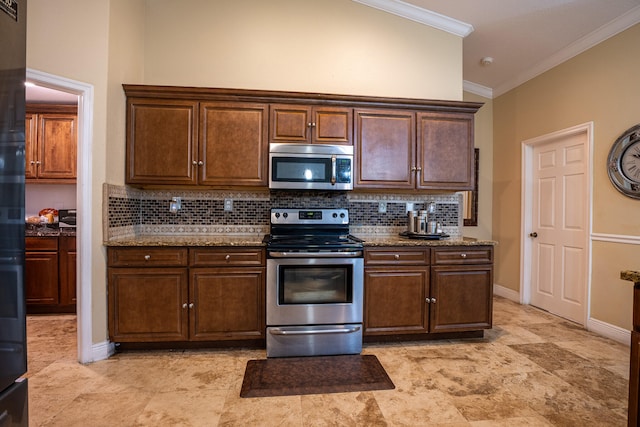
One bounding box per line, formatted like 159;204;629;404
264;208;364;358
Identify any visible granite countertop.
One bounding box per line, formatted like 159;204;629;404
621;271;640;283
104;234;497;247
25;225;76;237
357;235;497;247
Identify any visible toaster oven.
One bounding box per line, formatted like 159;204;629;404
58;209;76;228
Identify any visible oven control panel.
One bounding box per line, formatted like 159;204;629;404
270;208;348;225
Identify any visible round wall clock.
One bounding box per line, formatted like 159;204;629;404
608;124;640;199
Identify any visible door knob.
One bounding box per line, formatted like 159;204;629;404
529;232;538;238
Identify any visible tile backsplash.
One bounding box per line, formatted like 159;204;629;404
103;184;462;241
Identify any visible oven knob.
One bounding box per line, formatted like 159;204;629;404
332;213;338;218
275;212;280;218
340;213;345;218
283;213;288;218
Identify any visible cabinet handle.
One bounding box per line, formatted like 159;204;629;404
189;303;194;309
416;167;422;172
460;253;467;258
410;166;417;172
192;161;197;166
36;161;41;165
394;254;400;260
225;254;231;261
431;298;436;304
144;255;151;261
30;160;36;165
425;298;430;303
182;303;188;309
198;160;204;166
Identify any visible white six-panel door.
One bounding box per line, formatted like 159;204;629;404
526;125;590;324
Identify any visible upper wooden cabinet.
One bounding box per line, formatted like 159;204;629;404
355;109;416;189
122;85;481;190
26;104;77;183
417;112;475;191
355;109;476;191
126;97;268;187
270;104;352;145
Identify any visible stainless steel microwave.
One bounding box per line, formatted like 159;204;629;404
269;143;353;191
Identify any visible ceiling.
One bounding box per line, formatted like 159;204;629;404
26;0;640;101
358;0;640;97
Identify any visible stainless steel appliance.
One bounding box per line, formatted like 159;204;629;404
264;208;364;357
269;143;353;190
58;209;76;228
0;0;29;424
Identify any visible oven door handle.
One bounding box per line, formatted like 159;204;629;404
331;155;337;185
269;326;361;336
268;251;362;258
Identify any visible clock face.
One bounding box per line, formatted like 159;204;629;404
608;124;640;199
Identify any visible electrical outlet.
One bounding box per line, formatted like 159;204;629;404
224;199;233;212
378;201;387;213
406;202;414;212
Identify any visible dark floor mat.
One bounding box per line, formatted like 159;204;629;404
240;354;395;398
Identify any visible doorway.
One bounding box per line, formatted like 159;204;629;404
521;122;593;325
26;69;94;363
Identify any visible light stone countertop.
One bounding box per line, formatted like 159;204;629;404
621;271;640;283
104;234;497;247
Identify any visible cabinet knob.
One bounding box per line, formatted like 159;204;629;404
225;254;231;261
425;297;430;303
192;161;197;166
36;161;41;165
460;253;467;258
410;166;417;172
182;303;188;309
198;161;204;166
30;160;36;165
431;298;436;304
394;254;400;260
144;255;151;261
189;303;194;309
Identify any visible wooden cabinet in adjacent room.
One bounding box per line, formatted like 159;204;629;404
25;104;77;182
270;104;352;145
107;246;265;345
363;245;494;340
25;236;59;307
59;235;77;307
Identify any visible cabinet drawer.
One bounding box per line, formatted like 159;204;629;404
364;248;430;265
25;236;58;251
189;247;265;267
108;247;188;267
431;247;493;265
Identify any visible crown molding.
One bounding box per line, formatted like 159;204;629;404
352;0;474;37
463;80;493;99
494;4;640;97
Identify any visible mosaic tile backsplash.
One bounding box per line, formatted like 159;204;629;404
104;184;462;240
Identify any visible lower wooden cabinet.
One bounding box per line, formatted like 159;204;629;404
107;247;265;344
364;246;493;338
26;234;77;313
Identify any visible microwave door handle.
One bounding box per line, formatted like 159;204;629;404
331;155;337;185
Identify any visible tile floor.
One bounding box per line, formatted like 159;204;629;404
26;296;630;426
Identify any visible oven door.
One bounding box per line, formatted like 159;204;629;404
266;256;363;326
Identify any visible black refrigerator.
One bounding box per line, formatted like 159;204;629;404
0;0;29;425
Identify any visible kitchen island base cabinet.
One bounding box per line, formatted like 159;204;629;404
107;247;265;347
363;246;493;340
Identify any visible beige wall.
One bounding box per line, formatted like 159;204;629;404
462;92;493;241
26;0;464;350
143;0;462;100
493;23;640;329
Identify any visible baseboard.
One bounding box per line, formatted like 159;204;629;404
587;317;630;346
493;283;520;302
92;340;116;362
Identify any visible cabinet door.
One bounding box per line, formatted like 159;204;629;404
355;109;415;189
199;102;268;186
417;112;474;190
430;264;493;333
190;267;265;341
108;267;189;342
312;107;352;145
126;99;198;185
25;251;59;305
59;236;76;307
270;104;311;143
24;113;37;179
364;267;429;335
37;114;77;180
